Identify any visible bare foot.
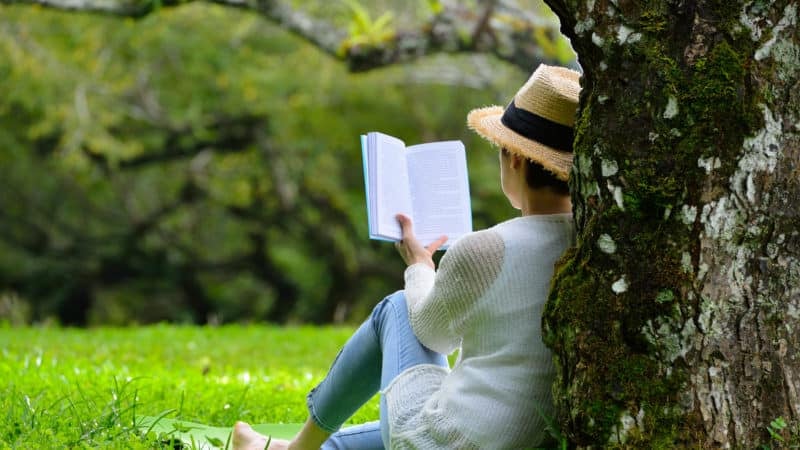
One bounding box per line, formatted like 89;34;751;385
232;421;290;450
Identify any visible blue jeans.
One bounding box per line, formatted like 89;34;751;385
308;291;448;449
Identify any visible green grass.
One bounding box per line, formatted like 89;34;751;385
0;324;379;449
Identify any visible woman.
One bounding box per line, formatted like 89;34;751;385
233;64;580;449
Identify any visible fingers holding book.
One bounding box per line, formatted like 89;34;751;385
395;214;448;269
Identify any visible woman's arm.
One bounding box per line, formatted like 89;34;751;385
396;215;504;355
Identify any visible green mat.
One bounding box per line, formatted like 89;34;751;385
138;416;303;449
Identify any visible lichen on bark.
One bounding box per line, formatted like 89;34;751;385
542;0;799;447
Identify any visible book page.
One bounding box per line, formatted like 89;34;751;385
406;141;472;246
373;133;412;240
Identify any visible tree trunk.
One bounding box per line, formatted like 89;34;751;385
541;0;800;447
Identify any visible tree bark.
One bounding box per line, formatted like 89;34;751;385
542;0;800;447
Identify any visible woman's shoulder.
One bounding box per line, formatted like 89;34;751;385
492;214;574;242
449;228;504;254
445;214;573;260
496;214;573;231
436;228;505;295
440;229;505;274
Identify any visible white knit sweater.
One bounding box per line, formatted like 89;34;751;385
383;214;574;449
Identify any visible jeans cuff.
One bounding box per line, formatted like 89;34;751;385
306;388;340;433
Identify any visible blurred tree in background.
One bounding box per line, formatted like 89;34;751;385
0;0;575;325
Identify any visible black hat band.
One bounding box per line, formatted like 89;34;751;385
500;100;574;152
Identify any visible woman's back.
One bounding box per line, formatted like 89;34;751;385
387;214;574;449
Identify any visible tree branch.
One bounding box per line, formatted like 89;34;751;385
471;0;498;46
2;0;567;72
77;113;265;170
3;0;154;16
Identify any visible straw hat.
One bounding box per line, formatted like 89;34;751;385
467;64;581;181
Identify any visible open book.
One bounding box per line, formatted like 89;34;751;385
361;131;472;248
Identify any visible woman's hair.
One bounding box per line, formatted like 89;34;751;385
502;148;570;195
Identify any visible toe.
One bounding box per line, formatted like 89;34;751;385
232;421;271;450
234;421;252;432
232;421;254;449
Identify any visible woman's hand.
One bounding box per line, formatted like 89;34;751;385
394;214;448;269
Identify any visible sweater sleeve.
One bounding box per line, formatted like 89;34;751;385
403;229;505;355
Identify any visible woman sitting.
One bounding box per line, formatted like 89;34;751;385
233;63;581;449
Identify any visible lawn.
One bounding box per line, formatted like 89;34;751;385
0;324;380;449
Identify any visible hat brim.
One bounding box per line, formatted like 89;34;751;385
467;106;573;182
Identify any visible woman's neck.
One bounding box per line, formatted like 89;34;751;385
520;189;572;216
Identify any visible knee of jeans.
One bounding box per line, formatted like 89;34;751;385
371;291;407;333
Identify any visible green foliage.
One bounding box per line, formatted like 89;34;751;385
655;289;675;304
532;27;576;65
423;0;444;15
759;416;800;449
340;0;396;54
532;400;569;449
768;416;787;442
0;4;521;325
0;324;376;448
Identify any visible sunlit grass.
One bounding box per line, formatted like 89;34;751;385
0;324;379;448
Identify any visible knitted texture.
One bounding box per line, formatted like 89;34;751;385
384;214;574;449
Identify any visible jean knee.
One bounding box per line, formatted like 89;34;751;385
371;291;407;334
